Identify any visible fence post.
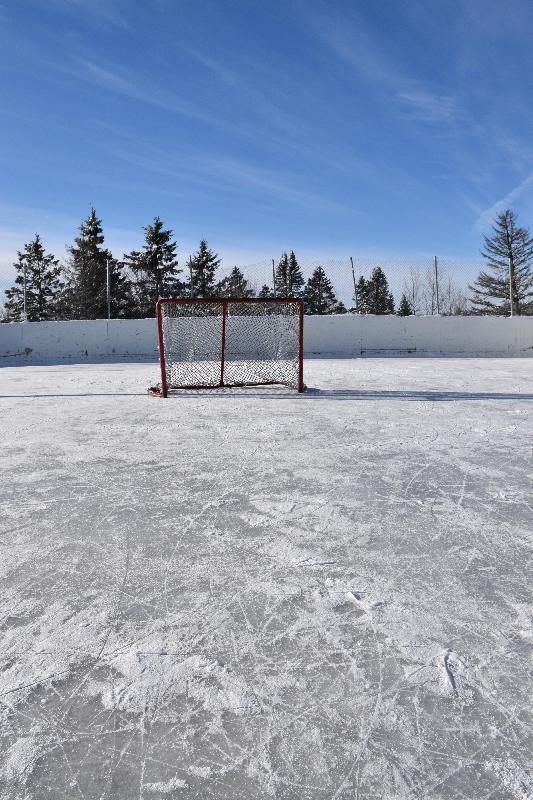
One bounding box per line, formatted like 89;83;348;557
350;256;358;311
22;259;27;321
272;258;276;297
106;256;111;319
434;256;440;315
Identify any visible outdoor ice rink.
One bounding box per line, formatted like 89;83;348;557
1;357;532;800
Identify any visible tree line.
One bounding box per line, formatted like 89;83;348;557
1;210;340;320
2;208;394;321
3;207;533;321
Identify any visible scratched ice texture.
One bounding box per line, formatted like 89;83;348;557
0;358;532;800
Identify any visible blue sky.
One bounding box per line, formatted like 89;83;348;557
1;0;533;279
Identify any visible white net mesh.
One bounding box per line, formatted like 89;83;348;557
159;299;302;392
161;302;223;388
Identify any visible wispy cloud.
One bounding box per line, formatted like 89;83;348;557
184;48;382;180
115;145;356;216
487;129;533;175
202;156;354;215
11;45;276;149
185;49;241;89
461;0;533;42
77;59;214;125
188;48;302;121
0;16;387;190
475;171;533;231
35;0;130;29
306;7;458;126
74;58;318;160
396;90;457;123
186;48;303;139
75;52;378;185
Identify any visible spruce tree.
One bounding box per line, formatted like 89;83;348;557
187;240;221;297
287;251;305;296
63;208;132;319
304;266;346;314
124;217;182;316
274;252;289;296
353;275;369;313
4;235;62;321
258;284;272;298
397;294;413;316
469;209;533;315
274;250;305;297
364;267;395;314
217;266;255;297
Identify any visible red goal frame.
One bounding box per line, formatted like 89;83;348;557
151;297;305;396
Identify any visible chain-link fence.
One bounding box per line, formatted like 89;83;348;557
0;255;483;318
214;257;480;315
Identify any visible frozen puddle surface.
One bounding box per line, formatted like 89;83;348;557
0;358;532;799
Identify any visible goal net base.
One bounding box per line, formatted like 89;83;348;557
148;380;305;397
150;298;305;396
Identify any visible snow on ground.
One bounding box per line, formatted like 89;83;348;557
0;357;532;800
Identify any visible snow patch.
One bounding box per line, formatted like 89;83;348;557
98;644;257;716
0;736;39;784
145;777;189;793
487;759;533;800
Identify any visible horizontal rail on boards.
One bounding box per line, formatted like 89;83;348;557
156;297;304;307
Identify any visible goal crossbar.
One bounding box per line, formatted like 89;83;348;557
150;297;305;396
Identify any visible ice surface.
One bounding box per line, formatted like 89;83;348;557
0;357;532;799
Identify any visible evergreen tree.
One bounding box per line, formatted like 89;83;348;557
187;240;221;297
274;250;305;296
362;267;395;314
353;275;369;313
274;252;289;296
4;235;62;321
397;293;413;316
124;216;182;317
62;208;133;319
258;284;272;298
217;266;255;297
287;250;305;296
469;209;533;315
304;266;346;314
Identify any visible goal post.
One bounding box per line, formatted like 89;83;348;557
150;297;305;396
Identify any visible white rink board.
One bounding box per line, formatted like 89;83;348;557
2;314;533;361
0;358;532;799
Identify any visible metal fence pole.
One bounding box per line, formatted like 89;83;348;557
22;259;27;321
350;256;358;311
272;258;276;297
434;256;440;315
106;257;111;319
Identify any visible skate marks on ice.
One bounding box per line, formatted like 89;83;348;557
1;359;533;799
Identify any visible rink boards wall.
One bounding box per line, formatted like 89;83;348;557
1;315;533;361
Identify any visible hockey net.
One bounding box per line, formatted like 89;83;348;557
150;298;304;395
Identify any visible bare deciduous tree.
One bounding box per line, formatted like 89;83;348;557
403;268;424;314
